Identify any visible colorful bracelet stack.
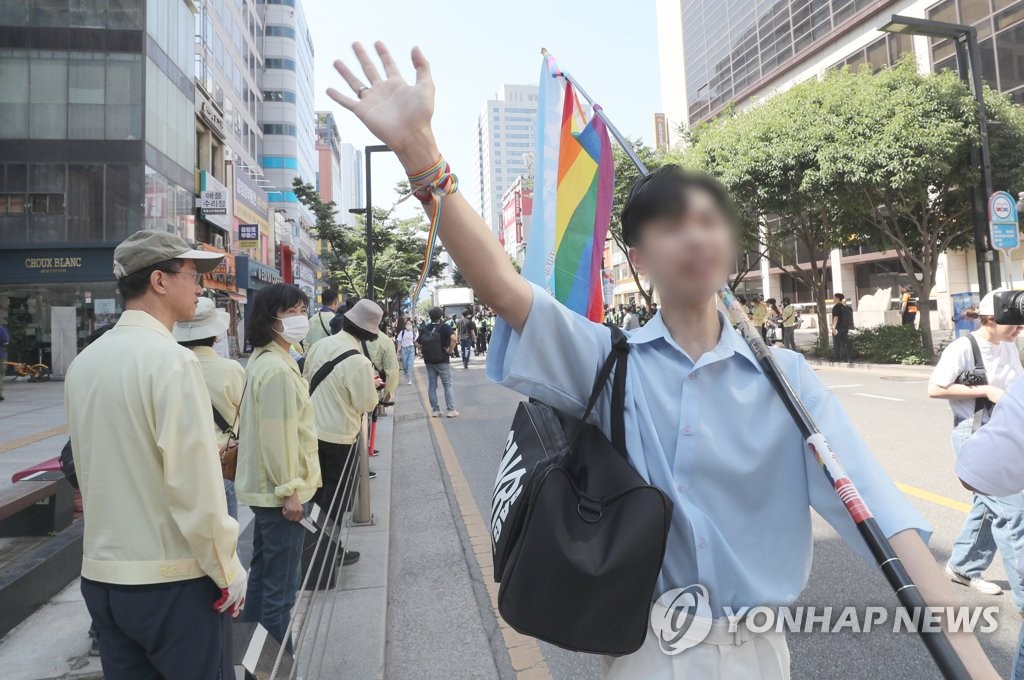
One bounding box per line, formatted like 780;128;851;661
407;157;459;304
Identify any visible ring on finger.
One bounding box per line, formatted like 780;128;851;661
357;86;370;99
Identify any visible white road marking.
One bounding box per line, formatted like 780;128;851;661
853;392;905;402
826;384;863;389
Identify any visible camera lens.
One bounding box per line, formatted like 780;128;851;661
994;290;1024;325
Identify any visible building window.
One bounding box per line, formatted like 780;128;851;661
264;0;296;5
263;90;296;103
262;123;297;136
29;193;65;214
265;25;296;39
0;194;26;214
264;57;296;71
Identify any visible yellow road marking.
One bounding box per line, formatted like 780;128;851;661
414;374;553;680
0;425;68;455
895;482;972;514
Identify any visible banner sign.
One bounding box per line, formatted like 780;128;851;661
238;223;260;250
989;191;1019;251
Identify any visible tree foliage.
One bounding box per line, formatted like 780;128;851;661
609;139;664;307
682;57;1024;356
293;178;446;313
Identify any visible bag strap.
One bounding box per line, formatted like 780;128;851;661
572;328;630;451
212;405;233;434
966;334;988;432
318;311;330;336
308;349;361;395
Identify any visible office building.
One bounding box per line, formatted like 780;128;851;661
475;84;538;233
0;0;197;374
260;0;319;299
655;0;1024;331
315;111;363;227
500;176;533;268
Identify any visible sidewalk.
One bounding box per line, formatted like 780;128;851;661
0;374;398;680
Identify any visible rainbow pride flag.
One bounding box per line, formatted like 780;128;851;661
522;52;614;322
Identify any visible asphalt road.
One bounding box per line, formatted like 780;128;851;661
429;353;1021;680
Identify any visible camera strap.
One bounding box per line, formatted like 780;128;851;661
967;334;988;433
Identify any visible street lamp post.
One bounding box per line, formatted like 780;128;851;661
357;144;392;302
880;15;1001;295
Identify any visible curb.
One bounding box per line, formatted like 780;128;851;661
804;358;934;373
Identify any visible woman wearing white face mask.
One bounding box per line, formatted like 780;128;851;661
235;283;322;650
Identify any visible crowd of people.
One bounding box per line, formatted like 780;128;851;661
64;231;401;678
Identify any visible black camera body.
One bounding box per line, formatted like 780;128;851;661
994;290;1024;325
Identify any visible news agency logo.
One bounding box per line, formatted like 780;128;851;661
650;585;713;654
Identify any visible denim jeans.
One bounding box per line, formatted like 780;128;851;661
425;362;455;413
1014;623;1024;679
224;479;237;520
947;419;1024;613
244;504;307;648
400;345;415;378
460;339;473;368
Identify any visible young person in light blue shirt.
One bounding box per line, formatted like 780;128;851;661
327;41;998;679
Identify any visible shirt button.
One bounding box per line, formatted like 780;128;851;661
682;426;693;436
677;483;686;493
698;538;706;549
688;373;697;381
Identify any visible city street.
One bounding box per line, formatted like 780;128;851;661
396;353;1021;680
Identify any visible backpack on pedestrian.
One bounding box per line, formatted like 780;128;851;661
418;323;448;364
842;303;855;330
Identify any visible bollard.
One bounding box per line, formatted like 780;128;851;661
351;415;374;526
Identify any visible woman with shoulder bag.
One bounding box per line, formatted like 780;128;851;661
235;283;321;649
928;289;1024;609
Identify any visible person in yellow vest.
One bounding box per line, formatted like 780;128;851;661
303;299;383;561
235;283;321;649
66;230;244;679
751;295;769;342
174;297;245;519
780;297;798;352
900;286;919;327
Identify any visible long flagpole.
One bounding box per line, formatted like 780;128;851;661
553;67;970;680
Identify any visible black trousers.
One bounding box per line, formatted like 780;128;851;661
81;576;232;680
833;328;854;362
314;440;357;520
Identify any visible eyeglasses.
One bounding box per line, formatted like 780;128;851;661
167;270;205;286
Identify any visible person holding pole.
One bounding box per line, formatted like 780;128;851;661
327;43;996;678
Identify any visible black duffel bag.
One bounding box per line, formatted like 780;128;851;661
490;328;673;656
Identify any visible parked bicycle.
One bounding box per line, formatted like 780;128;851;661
4;361;50;382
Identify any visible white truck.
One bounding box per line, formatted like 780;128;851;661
434;287;475;319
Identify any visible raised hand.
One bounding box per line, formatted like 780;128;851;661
327;42;439;170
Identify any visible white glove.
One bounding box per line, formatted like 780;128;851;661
214;568;248;617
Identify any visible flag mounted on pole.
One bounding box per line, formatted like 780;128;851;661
522;50;614;323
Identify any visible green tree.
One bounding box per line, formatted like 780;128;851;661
818;59;1024;357
608;139;664;307
293;178;447;313
685;81;863;335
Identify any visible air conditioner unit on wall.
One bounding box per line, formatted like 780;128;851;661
214;234;225;249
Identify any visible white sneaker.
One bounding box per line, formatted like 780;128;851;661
432;410;441;418
945;565;1003;595
447;410;460;418
407;379;412;385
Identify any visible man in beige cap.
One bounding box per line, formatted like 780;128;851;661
65;230;246;679
302;299;383;563
174;296;245;519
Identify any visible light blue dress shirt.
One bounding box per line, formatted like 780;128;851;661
486;284;931;616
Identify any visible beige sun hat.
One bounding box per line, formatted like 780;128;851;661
113;230;223;279
173;297;230;342
343;299;383;334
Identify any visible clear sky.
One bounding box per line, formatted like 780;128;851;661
306;0;661;217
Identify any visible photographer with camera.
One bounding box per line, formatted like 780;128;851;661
956;288;1024;680
928;288;1024;607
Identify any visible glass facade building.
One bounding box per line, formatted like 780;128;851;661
0;0;197;369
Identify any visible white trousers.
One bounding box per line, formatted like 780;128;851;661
602;618;790;680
